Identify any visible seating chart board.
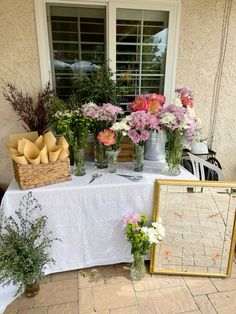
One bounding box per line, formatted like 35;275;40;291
151;180;236;277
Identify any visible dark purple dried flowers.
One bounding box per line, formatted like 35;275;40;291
3;82;54;134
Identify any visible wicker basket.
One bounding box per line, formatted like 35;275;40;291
13;158;72;190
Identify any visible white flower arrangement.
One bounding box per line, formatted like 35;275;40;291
110;116;131;136
141;219;166;245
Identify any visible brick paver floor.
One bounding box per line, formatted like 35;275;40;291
4;257;236;314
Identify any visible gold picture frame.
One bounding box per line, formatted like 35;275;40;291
150;180;236;277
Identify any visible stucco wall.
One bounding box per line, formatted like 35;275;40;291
0;0;235;189
0;0;41;188
176;0;236;179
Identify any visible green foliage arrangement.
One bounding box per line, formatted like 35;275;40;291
0;192;57;295
72;63;125;105
3;82;54;135
49;105;92;150
123;213;165;257
123;214;150;256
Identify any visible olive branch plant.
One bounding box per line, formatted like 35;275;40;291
0;192;59;295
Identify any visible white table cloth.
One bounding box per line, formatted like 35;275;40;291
0;161;196;312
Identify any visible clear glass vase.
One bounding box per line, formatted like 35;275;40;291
24;279;40;297
163;129;185;176
133;144;144;172
130;254;146;280
107;150;119;173
94;138;108;169
73;148;86;176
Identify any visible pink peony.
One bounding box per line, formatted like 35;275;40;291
97;129;116;146
147;94;166;114
130;97;148;112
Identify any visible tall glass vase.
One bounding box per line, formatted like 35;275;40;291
133;144;144;172
163;129;185;176
107;150;119;173
73;148;86;176
130;253;146;280
94;137;108;169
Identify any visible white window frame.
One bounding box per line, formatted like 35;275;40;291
34;0;181;102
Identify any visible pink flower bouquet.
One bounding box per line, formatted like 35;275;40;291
82;102;123;134
82;102;123;168
175;87;194;108
127;111;160;145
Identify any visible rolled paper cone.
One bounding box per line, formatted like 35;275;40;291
9;148;19;156
27;155;41;165
12;154;29;165
34;135;44;150
58;135;69;150
23;141;40;162
18;138;31;155
9;131;38;146
7;143;17;149
49;145;62;162
58;147;69;160
44;131;57;151
40;145;49;164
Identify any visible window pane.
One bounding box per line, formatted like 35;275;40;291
48;6;106;99
116;8;169;111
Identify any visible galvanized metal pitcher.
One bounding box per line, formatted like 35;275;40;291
144;130;166;161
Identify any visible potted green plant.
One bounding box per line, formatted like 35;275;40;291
0;192;57;297
72;63;125;105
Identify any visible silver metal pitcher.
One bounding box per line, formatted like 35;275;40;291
144;130;166;161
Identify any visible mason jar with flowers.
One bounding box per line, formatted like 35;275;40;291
123;213;165;280
82;102;123;168
127;111;159;171
97;116;131;172
51;109;91;176
160;87;200;175
130;94;166;161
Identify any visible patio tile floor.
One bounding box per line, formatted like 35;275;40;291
4;258;236;314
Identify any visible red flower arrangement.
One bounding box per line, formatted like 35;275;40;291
130;93;165;115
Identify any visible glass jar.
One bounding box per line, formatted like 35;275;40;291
133;144;144;172
107;150;120;173
130;254;146;280
94;138;108;169
163;129;185;176
73;148;86;176
24;279;40;297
